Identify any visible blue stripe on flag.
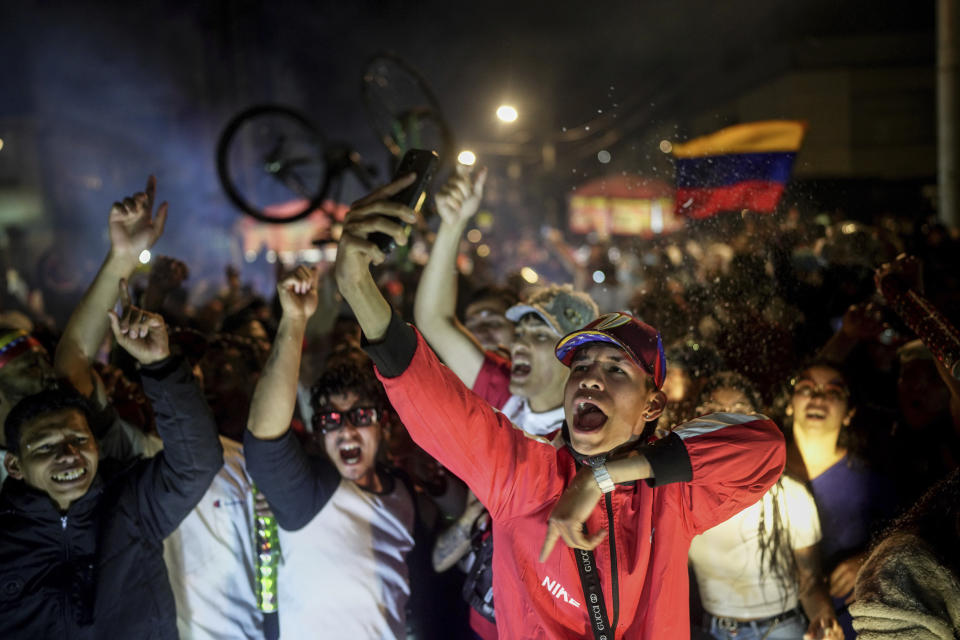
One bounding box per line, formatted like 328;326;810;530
675;152;796;188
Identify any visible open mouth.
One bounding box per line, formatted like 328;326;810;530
338;445;362;465
51;467;87;483
511;362;532;380
804;408;827;420
573;401;608;432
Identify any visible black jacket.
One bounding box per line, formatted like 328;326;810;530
0;357;223;639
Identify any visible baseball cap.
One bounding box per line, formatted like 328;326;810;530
0;330;46;370
555;312;667;389
505;285;599;336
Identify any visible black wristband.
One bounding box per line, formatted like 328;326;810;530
362;310;417;378
641;432;693;487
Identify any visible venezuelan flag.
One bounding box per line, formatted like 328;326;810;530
672;120;806;219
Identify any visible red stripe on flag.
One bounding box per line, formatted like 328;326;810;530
675;181;786;219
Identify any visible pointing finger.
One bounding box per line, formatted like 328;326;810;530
145;175;156;212
540;524;561;562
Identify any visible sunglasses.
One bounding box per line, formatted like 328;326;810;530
313;407;382;435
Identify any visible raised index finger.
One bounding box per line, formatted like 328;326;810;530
145;175;156;212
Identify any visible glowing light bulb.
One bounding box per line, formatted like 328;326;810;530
496;105;518;123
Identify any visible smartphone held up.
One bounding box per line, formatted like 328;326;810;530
367;149;439;254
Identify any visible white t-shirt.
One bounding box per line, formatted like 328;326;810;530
164;436;262;639
501;395;564;437
276;476;415;640
688;474;822;619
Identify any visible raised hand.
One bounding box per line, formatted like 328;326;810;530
277;265;319;321
434;165;487;227
539;466;607;562
839;302;885;341
109;175;169;266
107;279;170;365
875;253;924;299
335;173;419;286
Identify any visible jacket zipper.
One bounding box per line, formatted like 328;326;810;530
604;492;619;635
60;514;70;633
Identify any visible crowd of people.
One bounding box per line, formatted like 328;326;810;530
0;165;958;640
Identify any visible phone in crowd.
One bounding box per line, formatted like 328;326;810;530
367;148;439;254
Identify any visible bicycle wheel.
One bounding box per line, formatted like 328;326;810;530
216;104;331;223
361;52;455;166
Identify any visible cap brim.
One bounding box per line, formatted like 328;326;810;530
505;304;561;335
555;330;641;369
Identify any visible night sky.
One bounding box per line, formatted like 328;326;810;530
0;0;936;276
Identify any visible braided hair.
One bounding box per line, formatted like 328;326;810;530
696;371;795;608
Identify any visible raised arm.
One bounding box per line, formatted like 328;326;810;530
55;176;168;398
412;167;488;384
335;174;419;341
243;266;346;529
107;281;222;540
246;266;318;440
338;178;560;518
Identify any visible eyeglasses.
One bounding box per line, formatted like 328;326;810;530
792;381;848;402
313;407;381;435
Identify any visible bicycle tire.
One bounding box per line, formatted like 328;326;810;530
216;104;331;224
361;52;455;165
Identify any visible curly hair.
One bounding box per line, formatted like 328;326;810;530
309;348;388;417
877;469;960;576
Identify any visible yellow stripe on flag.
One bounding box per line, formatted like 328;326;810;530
0;330;26;351
671;120;806;158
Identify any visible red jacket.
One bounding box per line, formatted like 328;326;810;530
368;318;785;639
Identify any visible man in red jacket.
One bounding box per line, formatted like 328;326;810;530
335;176;786;639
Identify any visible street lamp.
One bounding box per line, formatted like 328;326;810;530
496;104;518;123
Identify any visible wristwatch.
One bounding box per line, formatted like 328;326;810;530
590;463;616;494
